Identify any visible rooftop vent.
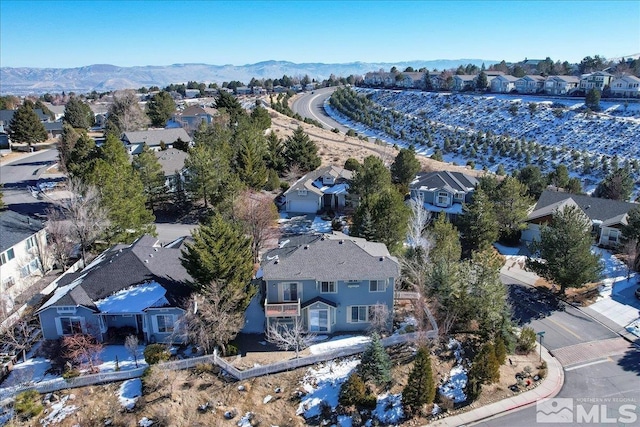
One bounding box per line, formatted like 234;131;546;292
379;257;384;261
274;260;279;264
154;248;159;252
339;240;344;244
304;245;309;249
144;259;149;263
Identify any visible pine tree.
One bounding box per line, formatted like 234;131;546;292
8;101;48;146
594;167;634;201
86;134;156;244
350;155;392;198
265;131;286;174
527;205;603;294
459;188;498;253
284;126;321;173
235;128;268;189
339;372;368;407
180;214;255;310
63;97;94;129
469;342;500;385
493;177;533;245
402;346;435;417
250;105;272;131
351;188;409;252
390;146;421;189
146;91;176;127
358;332;392;388
132;144;166;210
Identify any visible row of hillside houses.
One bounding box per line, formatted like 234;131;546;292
363;70;640;97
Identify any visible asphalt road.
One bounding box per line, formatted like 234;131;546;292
477;276;640;426
290;87;352;133
0;149;60;216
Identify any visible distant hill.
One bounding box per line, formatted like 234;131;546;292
0;59;495;95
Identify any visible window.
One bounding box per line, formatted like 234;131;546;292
369;280;384;292
309;309;329;332
320;281;336;293
1;276;15;290
20;258;41;278
297;189;307;196
0;248;15;265
60;317;84;335
155;314;174;333
282;283;299;301
26;236;37;251
436;192;450;206
57;306;76;314
349;306;371;323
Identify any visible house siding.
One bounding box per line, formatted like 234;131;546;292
39;306;100;340
145;307;185;344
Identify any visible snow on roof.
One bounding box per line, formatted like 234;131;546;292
323;183;349;195
37;272;89;312
94;281;167;313
422;202;463;215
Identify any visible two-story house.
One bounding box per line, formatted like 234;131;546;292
609;75;640;98
36;235;192;343
171;105;218;130
490;75;519;93
514;75;546;94
261;232;399;333
453;75;477;91
579;71;614;92
544;76;580;95
409;171;478;219
284;165;353;214
1;210;49;317
521;190;638;247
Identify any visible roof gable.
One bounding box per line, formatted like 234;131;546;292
0;210;44;253
531;190;638;223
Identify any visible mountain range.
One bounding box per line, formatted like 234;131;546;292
0;59;495;95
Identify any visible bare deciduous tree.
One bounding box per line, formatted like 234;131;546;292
234;190;280;263
54;178;110;266
621;239;639;278
62;333;103;372
368;303;391;336
176;280;245;355
0;313;35;362
106;89;149;134
44;208;75;270
406;194;431;250
266;317;316;358
125;334;140;368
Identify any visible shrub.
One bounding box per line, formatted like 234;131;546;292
279;181;290;191
516;327;537;354
193;363;214;375
494;336;507;365
62;368;80;379
144;344;170;365
339;373;367;406
344;158;360;171
346;129;357;137
332;128;340;133
225;343;238;356
14;390;43;419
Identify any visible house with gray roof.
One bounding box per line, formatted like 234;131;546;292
154;148;188;194
283;165;353;214
409;171;479;219
0;210;49;316
261;232;399;333
522;189;639;247
544;75;580;95
515;75;546;94
122;128;192;154
36;235;192;343
171;105;218;131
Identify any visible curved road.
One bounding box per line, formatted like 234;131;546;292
290;87;351;133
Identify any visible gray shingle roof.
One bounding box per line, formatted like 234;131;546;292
410;171;478;193
262;232;399;282
123;128;191;147
529;190;639;223
37;235;192;312
0;210;44;253
154;148;187;175
284;165;353;196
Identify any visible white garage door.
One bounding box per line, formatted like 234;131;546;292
287;199;318;213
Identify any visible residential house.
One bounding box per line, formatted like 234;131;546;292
490;75;519;93
0;109;50;132
283;166;353;214
261;232;400;333
153;148;188;193
0;210;49;316
171;105;218;131
363;72;397;88
396;72;426;89
544;76;580;95
273;85;288;93
409;171;479;219
522;190;638;247
43;122;63;139
291;84;303;92
36;235;192;343
253;86;267;95
515;75;546;94
609;75;640;98
184;89;201;99
304;83;317;92
453;75;477;91
579;71;614;92
122;128;192;154
235;87;252;95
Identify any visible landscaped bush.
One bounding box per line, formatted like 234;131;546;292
144;344;170;365
516;327;537;354
62;368;80;379
14;390;43;420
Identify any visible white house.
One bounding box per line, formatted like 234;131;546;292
544;76;580;95
515;75;546;94
284;166;353;214
579;71;614;91
490;75;519;93
609;75;640;98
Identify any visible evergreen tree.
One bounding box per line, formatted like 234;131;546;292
547;164;570;189
358;333;392;388
61;126;96;180
63;97;94;129
180;214;255;310
585;88;601;111
527;205;603;294
467;248;510;334
390;146;421;189
494;336;507;365
339;373;368;407
264;131;286;173
234;124;268;189
284;126;321;173
86;134;156;244
622;207;640;271
459;188;498;253
594;167;634;201
146;91;176;127
476;71;488;90
350;155;392;198
344;157;361;172
250;105;272;131
173;137;189;152
8;101;47;146
467;342;500;401
132;144;166;210
402;346;435;417
493;177;533;245
516;165;547;199
351;188;409;252
215;90;245;124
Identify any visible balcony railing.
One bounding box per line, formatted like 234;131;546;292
264;299;300;317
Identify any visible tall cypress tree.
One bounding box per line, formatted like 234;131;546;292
402;346;435;417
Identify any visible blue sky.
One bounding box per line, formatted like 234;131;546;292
1;1;638;68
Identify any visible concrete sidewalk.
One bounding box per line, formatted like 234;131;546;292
432;344;564;426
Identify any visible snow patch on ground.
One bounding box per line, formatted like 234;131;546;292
372;393;404;424
40;395;77;427
118;378;142;410
438;338;467;403
308;335;370;355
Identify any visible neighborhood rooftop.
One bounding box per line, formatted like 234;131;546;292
529;189;638;222
0;210;44;253
411;170;479;193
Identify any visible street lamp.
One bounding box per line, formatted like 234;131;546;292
536;331;546;362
